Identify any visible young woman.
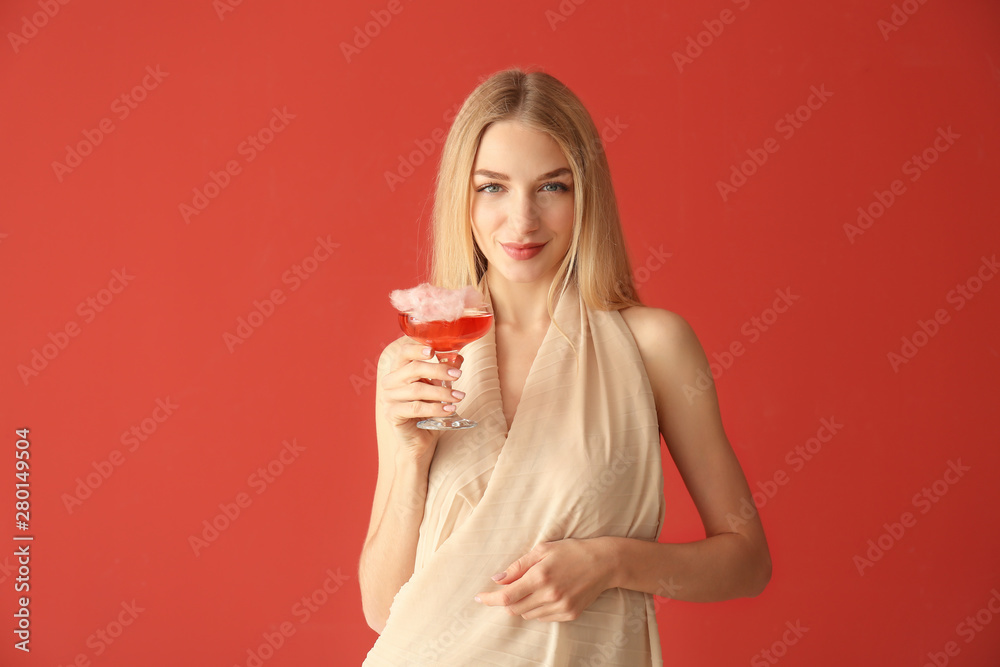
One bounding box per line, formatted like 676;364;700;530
360;68;771;665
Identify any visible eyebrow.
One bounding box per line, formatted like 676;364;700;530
473;167;572;181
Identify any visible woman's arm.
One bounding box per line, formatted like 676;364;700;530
607;306;772;601
359;451;431;633
358;341;432;633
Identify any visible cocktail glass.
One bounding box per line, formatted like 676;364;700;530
398;304;493;430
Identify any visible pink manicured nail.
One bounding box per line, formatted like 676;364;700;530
474;595;482;603
492;572;505;582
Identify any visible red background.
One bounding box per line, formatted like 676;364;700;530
2;0;999;665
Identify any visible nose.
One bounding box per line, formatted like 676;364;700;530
507;190;540;233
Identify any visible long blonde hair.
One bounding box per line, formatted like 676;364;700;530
428;68;641;348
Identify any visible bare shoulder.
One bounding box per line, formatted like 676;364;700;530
618;305;701;362
617;305;707;404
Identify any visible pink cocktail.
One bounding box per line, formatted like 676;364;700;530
391;284;493;430
397;311;493;352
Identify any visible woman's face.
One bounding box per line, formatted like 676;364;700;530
470;121;575;286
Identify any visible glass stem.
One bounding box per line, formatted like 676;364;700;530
434;349;459;401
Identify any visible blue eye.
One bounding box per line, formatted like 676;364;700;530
475;181;570;194
541;182;569;192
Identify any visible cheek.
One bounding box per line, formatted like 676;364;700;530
471;197;503;230
548;198;574;233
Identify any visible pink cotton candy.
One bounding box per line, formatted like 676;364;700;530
390;283;483;322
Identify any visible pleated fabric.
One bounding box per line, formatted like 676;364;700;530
363;276;666;666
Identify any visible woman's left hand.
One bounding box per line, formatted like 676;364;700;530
474;538;617;622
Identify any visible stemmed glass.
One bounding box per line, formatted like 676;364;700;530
398;304;493;430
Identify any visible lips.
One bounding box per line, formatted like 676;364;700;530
501;242;546;260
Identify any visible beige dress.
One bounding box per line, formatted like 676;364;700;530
364;278;666;666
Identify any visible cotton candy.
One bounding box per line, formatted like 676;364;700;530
389;283;483;322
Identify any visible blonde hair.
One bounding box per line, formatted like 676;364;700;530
428;67;642;350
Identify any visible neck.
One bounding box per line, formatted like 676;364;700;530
484;270;560;334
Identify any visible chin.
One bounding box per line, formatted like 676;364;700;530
490;264;558;285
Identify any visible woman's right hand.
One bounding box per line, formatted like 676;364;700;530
379;341;465;462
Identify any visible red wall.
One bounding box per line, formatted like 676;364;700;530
3;0;999;665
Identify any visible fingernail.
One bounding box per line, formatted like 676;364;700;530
443;404;456;412
474;595;481;603
423;347;432;357
448;368;462;378
491;572;505;582
452;390;466;399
